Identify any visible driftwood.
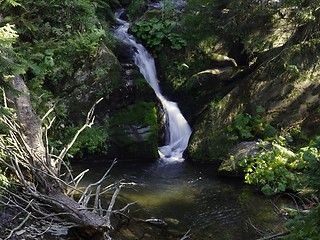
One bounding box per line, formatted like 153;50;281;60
0;75;130;239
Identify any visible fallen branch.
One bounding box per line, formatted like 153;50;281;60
257;231;289;240
0;92;130;239
5;212;31;240
180;229;192;240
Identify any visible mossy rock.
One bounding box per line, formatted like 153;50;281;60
63;45;122;124
218;141;272;177
186;40;320;163
184;90;244;162
108;101;159;160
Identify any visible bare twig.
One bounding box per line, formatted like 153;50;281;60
58;97;103;161
41;103;57;122
180;229;192;240
94;185;102;212
67;168;89;197
78;159;116;204
105;181;122;229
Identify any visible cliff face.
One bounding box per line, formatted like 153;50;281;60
185;41;320;162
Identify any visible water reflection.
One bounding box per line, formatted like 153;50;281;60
72;160;278;239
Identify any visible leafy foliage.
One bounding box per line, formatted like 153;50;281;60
67;124;109;158
227;106;277;141
0;0;117;158
302;136;320;191
131;17;187;51
239;140;306;195
127;0;146;21
239;135;320;195
0;23;25;85
283;205;320;240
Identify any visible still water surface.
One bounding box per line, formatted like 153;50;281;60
73;160;279;239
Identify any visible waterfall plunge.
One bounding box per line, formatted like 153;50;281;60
114;10;191;162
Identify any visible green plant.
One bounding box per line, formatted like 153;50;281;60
239;140;307;195
0;168;10;192
127;0;146;21
0;23;25;85
283;205;320;240
131;17;187;51
70;125;109;157
227;106;277;141
162;0;175;20
301;136;320;191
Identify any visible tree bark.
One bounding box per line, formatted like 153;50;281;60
7;75;47;167
3;75;113;238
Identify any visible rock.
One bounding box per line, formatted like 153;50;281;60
107;101;159;160
218;141;272;177
144;218;168;227
186;41;320;163
63;45;122;124
177;66;245;126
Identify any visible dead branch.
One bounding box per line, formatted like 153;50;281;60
105;181;122;229
1;75;140;239
0;94;125;239
180;229;192;240
5;212;31;240
78;159;117;204
57;97;103;162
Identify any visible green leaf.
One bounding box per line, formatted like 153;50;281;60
256;105;266;113
277;182;286;192
131;25;138;33
156;32;165;39
261;185;273;195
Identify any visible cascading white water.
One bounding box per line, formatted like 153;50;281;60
114;10;191;162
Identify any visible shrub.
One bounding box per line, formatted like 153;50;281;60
239;140;307;195
227;106;277;141
131;17;187;51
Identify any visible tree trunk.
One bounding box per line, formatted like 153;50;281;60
7;75;46;163
3;75;113;238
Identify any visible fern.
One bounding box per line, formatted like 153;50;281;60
0;0;21;8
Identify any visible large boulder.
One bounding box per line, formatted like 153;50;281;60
218;141;272;177
185;41;320;162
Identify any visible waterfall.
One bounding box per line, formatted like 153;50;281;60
114;10;191;162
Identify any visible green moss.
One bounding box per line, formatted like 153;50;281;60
186;95;243;161
109;101;159;159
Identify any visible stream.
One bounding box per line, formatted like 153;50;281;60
73;161;280;239
74;9;281;240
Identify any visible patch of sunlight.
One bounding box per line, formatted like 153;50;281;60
198;36;225;55
121;185;198;207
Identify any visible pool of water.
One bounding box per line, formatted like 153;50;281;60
72;159;280;239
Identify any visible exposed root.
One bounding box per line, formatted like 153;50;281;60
0;91;132;239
